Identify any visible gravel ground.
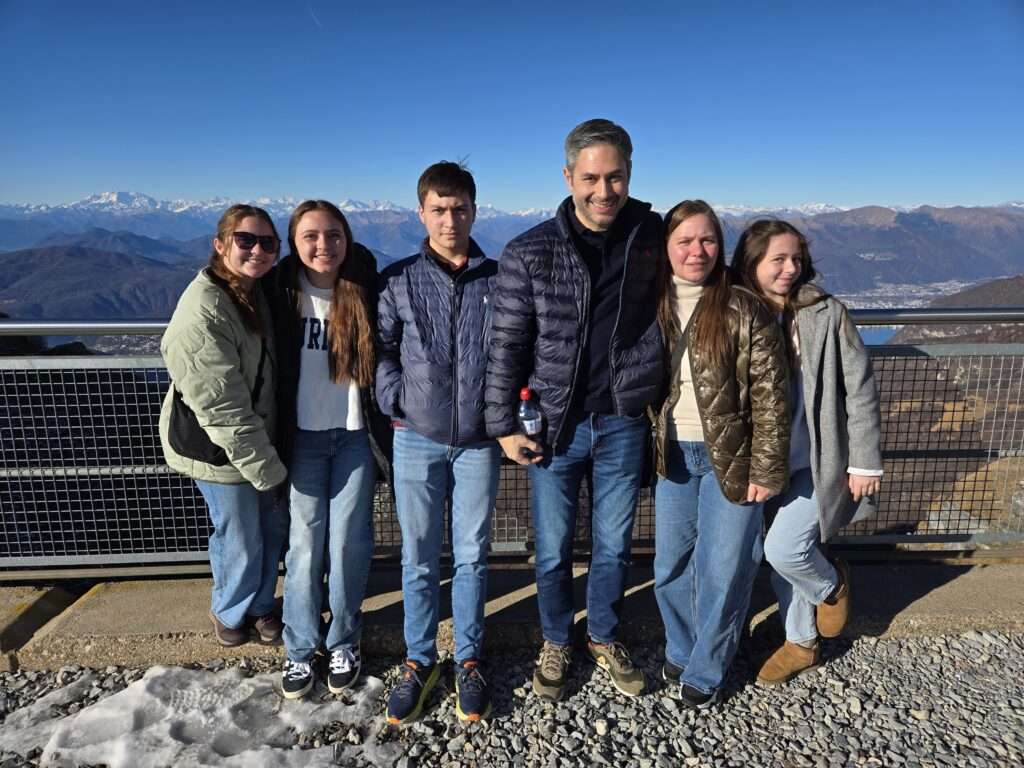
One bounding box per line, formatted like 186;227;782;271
2;630;1022;767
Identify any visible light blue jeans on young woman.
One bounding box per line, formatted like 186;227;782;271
763;467;839;644
196;479;287;630
393;427;500;665
528;412;649;646
654;441;765;695
282;428;376;663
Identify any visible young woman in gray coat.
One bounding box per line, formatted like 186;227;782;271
731;219;883;685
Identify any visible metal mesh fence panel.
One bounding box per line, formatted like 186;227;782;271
2;343;1024;566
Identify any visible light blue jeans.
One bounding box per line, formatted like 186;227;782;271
393;427;500;665
282;428;376;663
654;441;764;695
195;479;286;630
528;412;648;645
763;467;839;644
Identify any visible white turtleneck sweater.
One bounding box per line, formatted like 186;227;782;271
668;276;705;441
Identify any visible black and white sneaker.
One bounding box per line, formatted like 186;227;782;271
679;682;719;710
328;645;361;693
281;659;314;700
662;659;684;684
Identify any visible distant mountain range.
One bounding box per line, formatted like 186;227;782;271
1;192;1023;321
892;274;1024;344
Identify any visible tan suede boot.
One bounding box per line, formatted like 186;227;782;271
817;558;851;638
756;641;821;685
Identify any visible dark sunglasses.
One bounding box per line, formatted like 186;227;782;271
232;231;280;252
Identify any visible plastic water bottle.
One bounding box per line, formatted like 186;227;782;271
516;387;543;458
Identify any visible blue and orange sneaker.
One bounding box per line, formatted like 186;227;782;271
454;659;491;722
385;659;439;725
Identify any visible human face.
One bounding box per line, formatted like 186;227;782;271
294;209;347;289
755;233;803;307
418;189;475;262
667;214;719;284
563;143;630;232
213;215;277;286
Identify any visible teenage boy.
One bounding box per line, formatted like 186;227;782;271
485;119;664;701
377;162;500;723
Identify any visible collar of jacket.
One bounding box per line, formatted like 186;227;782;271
792;283;831;313
554;196;653;242
417;236;487;272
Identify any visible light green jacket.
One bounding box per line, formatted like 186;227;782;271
159;270;287;490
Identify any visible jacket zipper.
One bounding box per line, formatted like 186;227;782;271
607;221;642;416
449;267;466;446
554;246;591;451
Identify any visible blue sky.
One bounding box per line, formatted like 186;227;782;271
1;0;1021;210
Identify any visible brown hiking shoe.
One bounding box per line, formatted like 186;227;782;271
533;641;573;701
756;641;821;685
587;639;645;697
817;558;851;638
252;613;283;643
209;611;247;647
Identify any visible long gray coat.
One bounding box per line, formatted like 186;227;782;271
793;285;883;541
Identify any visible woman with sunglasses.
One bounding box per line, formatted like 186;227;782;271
160;204;288;648
263;200;388;699
731;219;882;685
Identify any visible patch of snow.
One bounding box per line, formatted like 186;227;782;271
0;666;400;768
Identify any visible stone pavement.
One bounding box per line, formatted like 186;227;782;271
3;561;1024;670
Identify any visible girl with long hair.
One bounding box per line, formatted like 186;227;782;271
263;199;389;699
731;219;881;685
652;200;790;708
160;204;287;648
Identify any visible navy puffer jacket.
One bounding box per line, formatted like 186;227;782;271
485;197;665;450
376;239;497;446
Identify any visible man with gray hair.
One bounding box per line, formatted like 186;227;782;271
485;118;664;701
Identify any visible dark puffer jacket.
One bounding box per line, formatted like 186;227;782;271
652;285;790;503
376;239;497;446
262;249;392;481
485;197;664;451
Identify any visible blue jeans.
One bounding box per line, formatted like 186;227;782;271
653;441;764;695
195;479;286;630
763;467;838;644
528;412;648;646
393;427;500;665
282;428;376;663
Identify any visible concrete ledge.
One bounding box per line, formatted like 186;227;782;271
10;562;1024;670
0;586;77;671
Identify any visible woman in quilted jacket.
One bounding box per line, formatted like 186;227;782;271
651;200;789;709
731;219;882;685
159;204;287;649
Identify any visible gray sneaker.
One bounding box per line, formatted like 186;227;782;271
587;639;645;697
532;641;573;701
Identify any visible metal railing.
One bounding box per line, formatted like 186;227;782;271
2;310;1024;568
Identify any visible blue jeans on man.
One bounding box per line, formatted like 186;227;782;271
196;479;287;630
528;412;648;645
653;440;764;696
393;426;500;665
282;428;376;663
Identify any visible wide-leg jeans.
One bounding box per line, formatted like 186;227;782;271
653;440;764;695
528;412;648;646
196;479;286;631
282;428;376;663
393;427;500;665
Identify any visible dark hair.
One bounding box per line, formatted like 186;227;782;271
730;219;818;311
208;204;280;335
564;118;633;176
659;200;733;369
416;161;476;206
287;200;375;387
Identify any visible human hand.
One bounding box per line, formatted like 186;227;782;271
497;433;544;466
848;473;880;502
746;483;776;503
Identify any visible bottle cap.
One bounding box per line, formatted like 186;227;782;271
519;387;531;401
